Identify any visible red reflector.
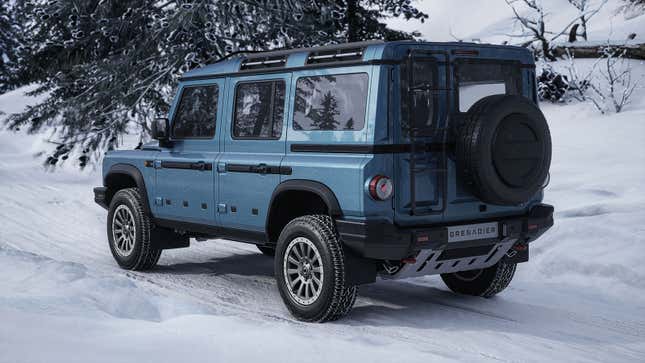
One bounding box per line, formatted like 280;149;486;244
417;235;429;242
528;224;538;230
513;244;528;251
452;49;479;56
402;258;417;264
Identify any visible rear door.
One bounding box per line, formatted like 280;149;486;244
154;80;223;225
217;74;290;233
444;59;528;222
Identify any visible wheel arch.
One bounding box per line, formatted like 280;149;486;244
104;163;152;215
265;180;342;243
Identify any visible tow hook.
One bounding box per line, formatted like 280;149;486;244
505;241;529;263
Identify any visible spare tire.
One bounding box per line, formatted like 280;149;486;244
456;95;551;206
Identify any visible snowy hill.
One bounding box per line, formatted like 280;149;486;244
390;0;645;44
2;62;645;361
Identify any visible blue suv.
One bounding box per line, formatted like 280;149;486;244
94;41;554;322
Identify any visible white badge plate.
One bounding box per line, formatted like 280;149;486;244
447;222;499;243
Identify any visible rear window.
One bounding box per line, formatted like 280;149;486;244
456;61;521;112
293;73;368;131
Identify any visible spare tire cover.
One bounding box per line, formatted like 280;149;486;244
456;95;552;206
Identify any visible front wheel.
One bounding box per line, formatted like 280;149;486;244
107;188;161;270
275;215;357;322
441;260;517;298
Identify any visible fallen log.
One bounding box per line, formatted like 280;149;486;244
552;43;645;60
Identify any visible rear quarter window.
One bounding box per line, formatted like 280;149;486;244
293;73;368;131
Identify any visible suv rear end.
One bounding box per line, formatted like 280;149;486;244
336;42;553;280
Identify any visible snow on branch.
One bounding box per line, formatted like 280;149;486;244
561;42;640;114
505;0;607;60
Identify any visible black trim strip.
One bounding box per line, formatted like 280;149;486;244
290;143;454;154
154;218;267;244
160;161;213;171
226;163;292;175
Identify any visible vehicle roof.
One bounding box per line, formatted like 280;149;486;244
182;40;534;80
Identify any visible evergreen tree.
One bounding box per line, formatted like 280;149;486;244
343;118;355;130
342;0;428;41
0;2;20;93
312;92;340;130
7;0;426;168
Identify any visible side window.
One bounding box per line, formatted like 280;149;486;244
172;85;219;139
293;73;368;131
233;80;285;139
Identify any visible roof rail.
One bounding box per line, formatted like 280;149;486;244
240;55;287;71
306;47;365;64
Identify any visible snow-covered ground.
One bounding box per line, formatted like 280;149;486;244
1;70;645;362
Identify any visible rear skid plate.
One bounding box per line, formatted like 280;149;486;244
381;238;517;279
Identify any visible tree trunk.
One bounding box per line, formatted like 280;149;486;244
580;16;588;41
346;0;360;42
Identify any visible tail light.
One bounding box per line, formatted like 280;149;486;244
368;175;393;201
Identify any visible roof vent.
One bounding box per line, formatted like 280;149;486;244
240;55;287;71
306;47;365;64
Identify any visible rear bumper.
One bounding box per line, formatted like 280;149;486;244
94;187;108;209
336;203;554;260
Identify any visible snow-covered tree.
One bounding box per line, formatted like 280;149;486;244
0;2;20;93
590;45;639;113
506;0;606;59
506;0;556;60
566;0;608;42
6;0;426;168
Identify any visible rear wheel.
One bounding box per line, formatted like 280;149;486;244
441;260;516;298
107;188;161;270
275;215;357;322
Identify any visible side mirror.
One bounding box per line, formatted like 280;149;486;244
151;118;172;148
151;118;169;140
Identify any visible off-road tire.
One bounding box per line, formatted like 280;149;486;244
107;188;161;270
256;245;276;257
275;215;357;322
441;260;517;298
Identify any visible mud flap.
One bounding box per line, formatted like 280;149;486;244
344;248;377;286
150;226;190;250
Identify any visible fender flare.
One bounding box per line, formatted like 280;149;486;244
269;179;342;216
265;180;342;235
104;163;152;215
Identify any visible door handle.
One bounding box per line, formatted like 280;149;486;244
191;161;206;171
253;163;269;174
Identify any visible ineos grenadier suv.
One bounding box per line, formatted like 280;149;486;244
94;41;554;322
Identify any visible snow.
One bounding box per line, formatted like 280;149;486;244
1;73;645;362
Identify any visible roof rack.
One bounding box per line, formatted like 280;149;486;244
306;47;365;64
240;55;287;71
